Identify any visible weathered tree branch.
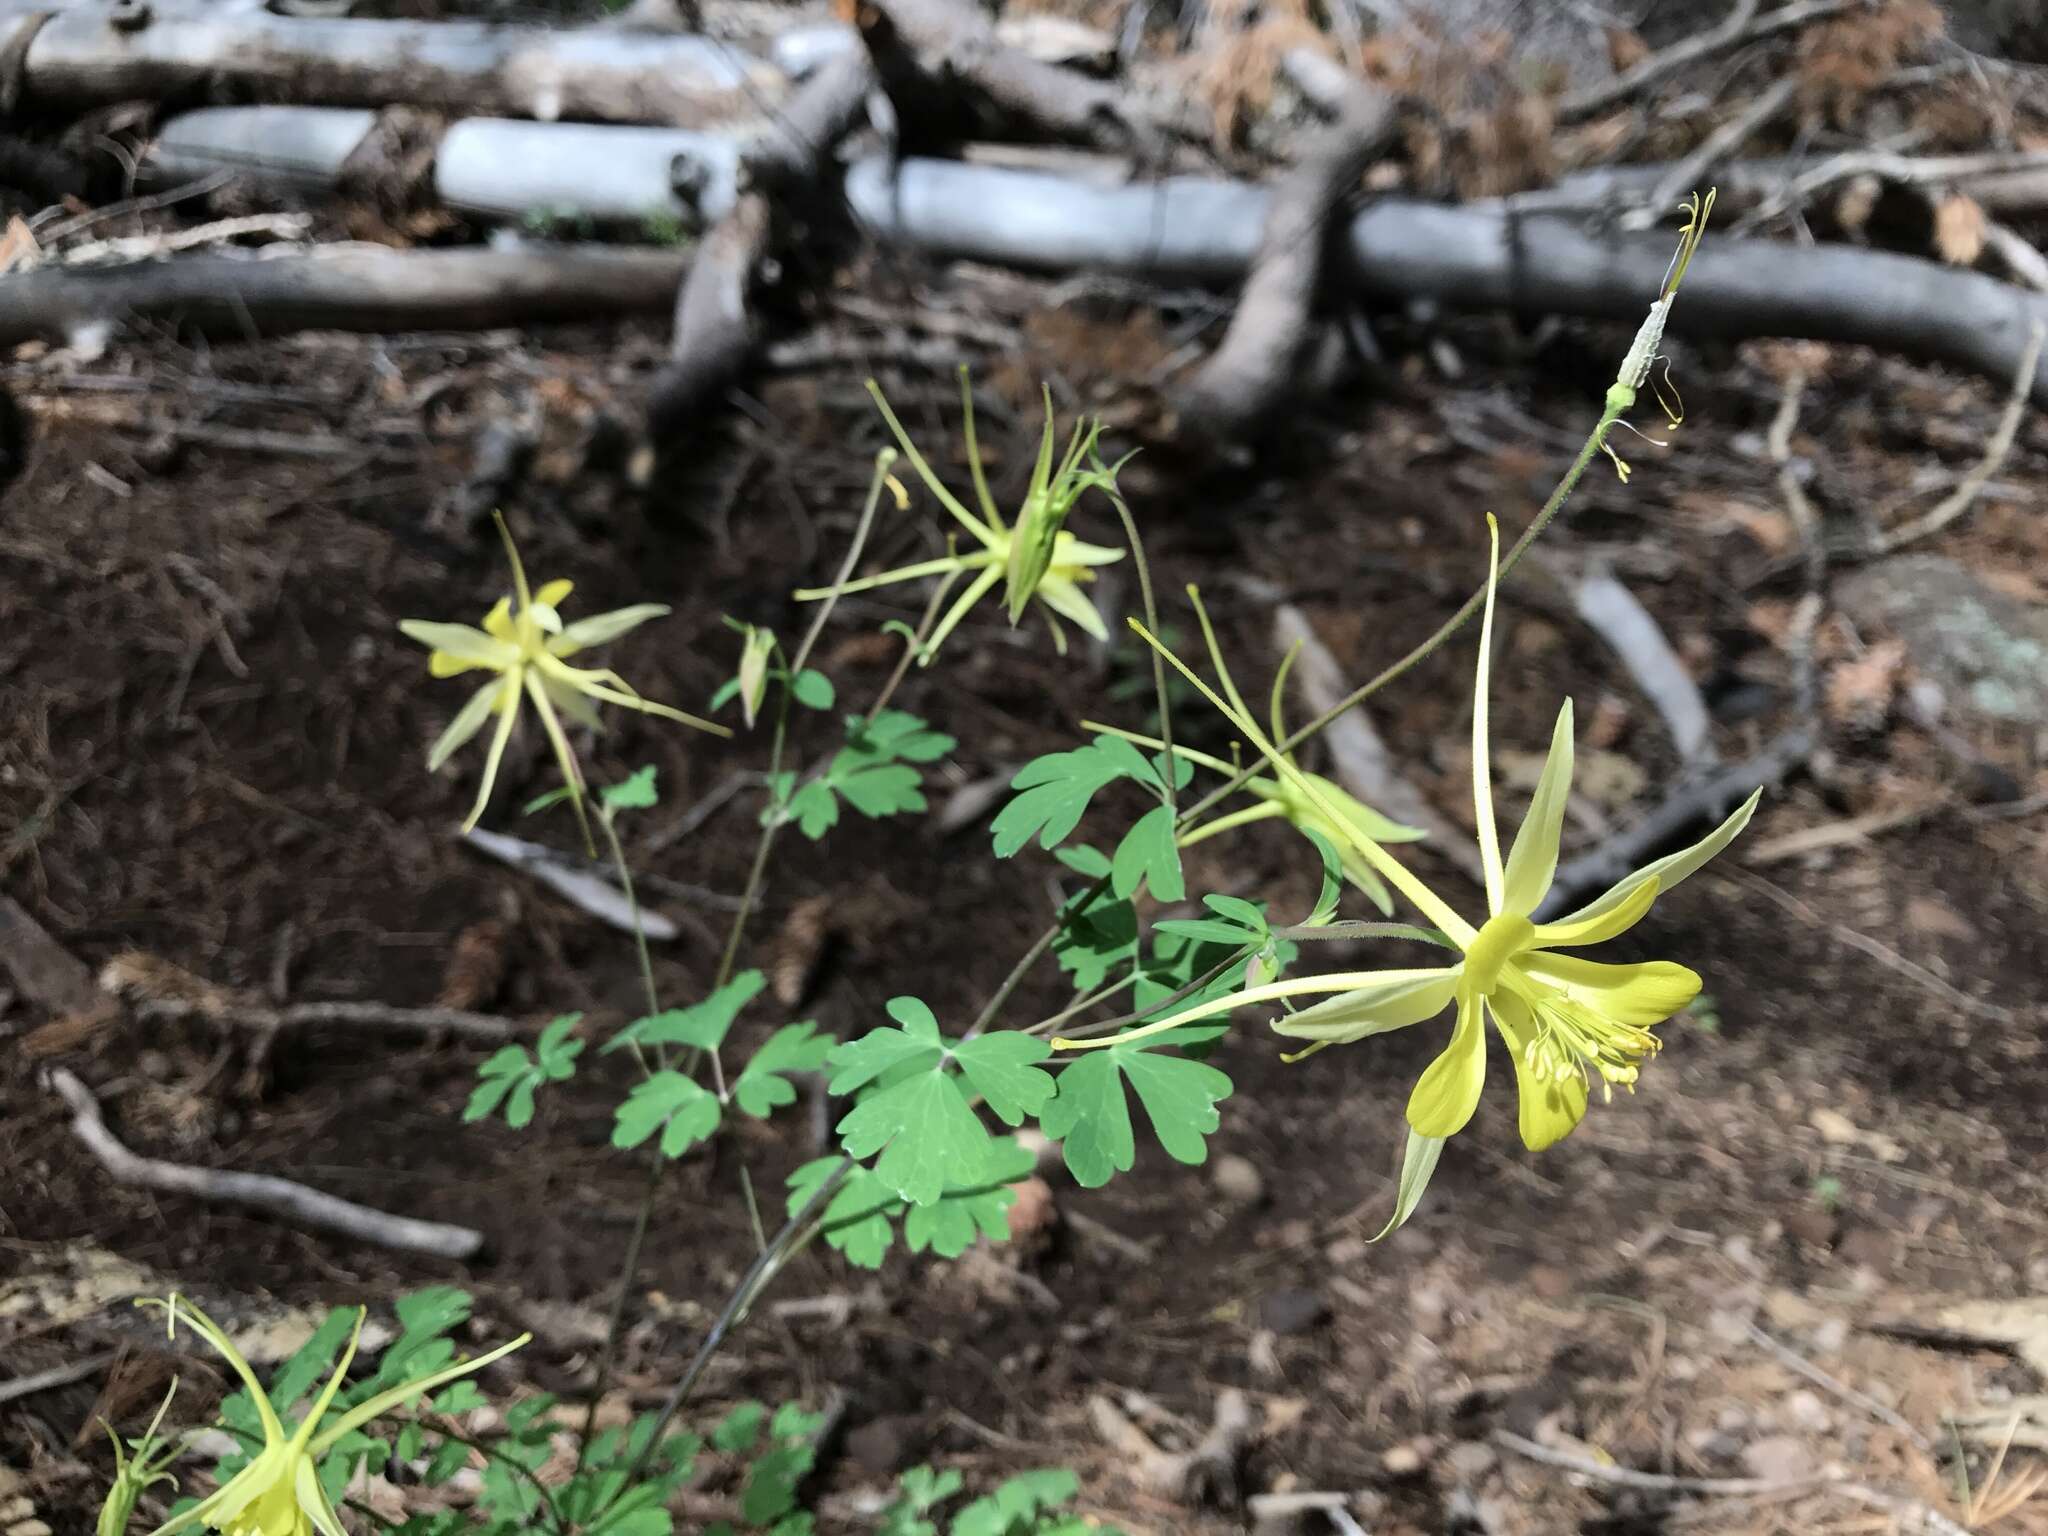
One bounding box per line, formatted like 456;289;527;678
1554;0;1853;125
0;245;687;349
48;1067;486;1261
10;1;775;125
1174;87;1400;437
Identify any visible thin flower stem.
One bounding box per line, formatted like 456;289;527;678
1108;490;1174;816
789;451;898;677
1021;971;1143;1038
1172;404;1622;835
1032;947;1252;1041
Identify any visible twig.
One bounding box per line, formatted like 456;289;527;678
0;1349;120;1406
1743;797;1943;865
1766;369;1826;704
1534;724;1814;920
98;950;515;1043
1627;76;1799;231
1746;1322;1931;1449
1559;560;1714;763
48;1068;485;1261
1556;0;1851;125
58;213;310;266
1982;219;2048;293
462;827;680;941
1833;1483;1974;1536
1720;867;2018;1022
1492;1429;1828;1495
1874;318;2044;554
1090;1389;1252;1502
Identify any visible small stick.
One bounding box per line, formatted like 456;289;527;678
100;954;515;1043
1746;1322;1931;1449
1562;560;1714;763
1557;0;1850;125
1627;76;1800;231
0;1348;120;1407
48;1068;485;1261
1875;318;2044;554
1492;1429;1829;1495
1833;1482;1974;1536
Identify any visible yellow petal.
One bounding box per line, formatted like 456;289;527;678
790;554;984;605
1528;873;1660;950
535;578;573;609
400;620;517;673
1518;953;1700;1026
148;1297;286;1444
428;678;510;771
1541;788;1760;934
1488;992;1587;1152
1298;772;1430;845
287;1310;364;1451
1036;573;1110;641
481;597;516;644
1053;533;1126;568
1272;970;1459;1045
310;1334;530;1455
539;668;605;732
460;685;522;833
1500;700;1573;917
1405;991;1487;1138
1471;516;1505;914
296;1457;349;1536
550;602;667;656
919;563;1004;661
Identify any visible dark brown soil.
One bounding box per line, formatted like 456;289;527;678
5;290;2048;1536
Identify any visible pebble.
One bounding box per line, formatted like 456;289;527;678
1783;1389;1833;1433
1212;1153;1265;1205
1740;1435;1818;1483
1444;1441;1497;1481
1382;1438;1432;1477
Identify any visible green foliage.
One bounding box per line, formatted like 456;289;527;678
1109;804;1183;902
734;1023;834;1117
613;1071;722;1158
1037;1026;1233;1188
877;1465;1121;1536
768;711;955;841
992;742;1190;900
465;1015;583;1129
607;971;766;1055
786;1138;1034;1270
602;765;661;813
790;669;835;710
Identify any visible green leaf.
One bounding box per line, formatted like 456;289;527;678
734;1022;833;1118
431;1380;486;1416
952;1468;1081;1536
612;1072;722;1158
1053;844;1112;879
741;1446;813;1524
790;670;835;709
424;1437;470;1484
259;1307;358;1419
1110;804;1184;901
709;677;743;710
606;973;764;1055
601;765;660;812
901;1138;1033;1258
535;1015;585;1078
951;1035;1055;1126
788;780;839;840
1302;827;1345;926
1203;894;1268;931
788;1159;897;1269
711;1402;766;1454
989;747;1132;858
834;761;926;820
1052;888;1138;993
591;1511;670;1536
523;785;576;816
824;997;944;1093
1038;1032;1233;1188
837;1070;991;1208
465;1023;578;1129
1151;918;1257;945
852;710;955;763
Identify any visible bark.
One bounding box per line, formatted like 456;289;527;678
0;245;687;349
11;2;777;126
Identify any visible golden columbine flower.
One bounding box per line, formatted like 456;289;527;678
135;1295;527;1536
1064;518;1757;1155
792;374;1125;662
399;515;727;837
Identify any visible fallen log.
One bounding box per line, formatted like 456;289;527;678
843;158;2048;408
7;2;777;126
0;245;687;349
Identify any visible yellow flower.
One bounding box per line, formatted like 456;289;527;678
1066;518;1757;1155
793;375;1125;662
399;515;727;837
97;1379;184;1536
138;1295;527;1536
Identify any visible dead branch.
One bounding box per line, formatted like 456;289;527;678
47;1068;486;1261
1089;1388;1252;1503
1175;87;1400;437
1559;560;1714;763
1533;724;1816;921
13;3;775;126
645;52;875;447
462;827;682;940
1492;1428;1828;1495
1554;0;1853;125
1626;75;1798;230
0;244;687;350
98;951;516;1043
845;158;2048;408
1519;150;2048;219
1873;317;2044;553
856;0;1166;155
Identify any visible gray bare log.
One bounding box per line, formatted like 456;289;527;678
13;3;776;125
0;245;688;349
1174;88;1399;436
844;158;2048;407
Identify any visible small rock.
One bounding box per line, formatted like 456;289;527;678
1004;1176;1058;1243
1837;555;2048;729
1212;1154;1265;1206
1717;1405;1752;1434
846;1414;918;1478
1326;1235;1368;1266
1810;1317;1849;1355
1382;1439;1431;1477
1740;1435;1817;1483
1783;1389;1832;1433
1444;1441;1497;1480
1257;1287;1330;1337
